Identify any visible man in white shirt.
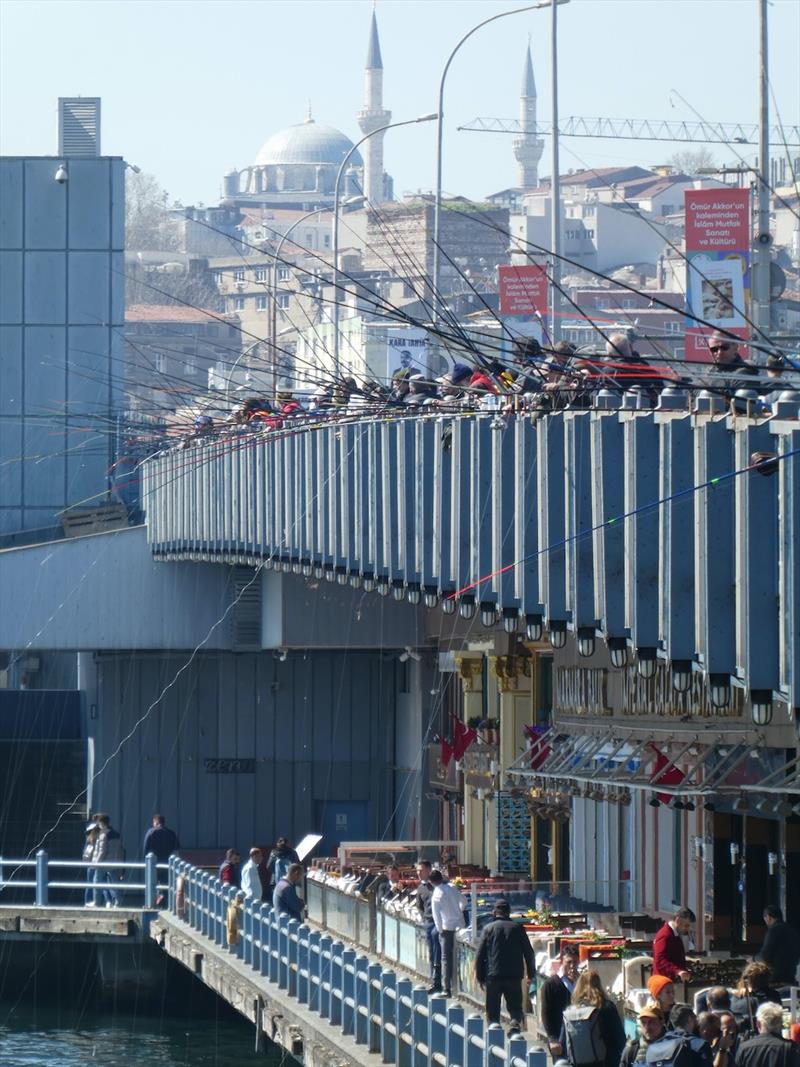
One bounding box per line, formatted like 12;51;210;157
241;847;264;901
430;869;467;997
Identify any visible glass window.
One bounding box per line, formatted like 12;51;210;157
154;352;166;374
184;357;196;376
234;269;245;282
277;293;290;310
234;297;245;311
256;295;267;311
255;267;267;281
277;266;290;281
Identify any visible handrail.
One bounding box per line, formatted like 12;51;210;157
0;851;169;907
169;857;548;1067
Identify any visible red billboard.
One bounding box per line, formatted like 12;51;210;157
498;264;549;317
684;188;751;361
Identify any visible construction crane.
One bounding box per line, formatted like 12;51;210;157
458;116;800;147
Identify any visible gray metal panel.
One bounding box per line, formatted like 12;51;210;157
416;420;435;590
0;251;22;323
491;418;517;611
624;414;660;649
591;412;625;637
777;428;800;706
67;159;110;247
470;418;494;605
537;414;567;624
565;412;596;630
0;325;22;413
353;424;370;574
24;252;66;323
450;419;472;593
23;159;67;249
658;417;696;661
0;159;23;247
433;418;452;592
515;417;543;617
735;424;779;690
694;420;736;675
380;422;394;579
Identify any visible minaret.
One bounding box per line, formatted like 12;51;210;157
513;44;544;189
356;10;391;204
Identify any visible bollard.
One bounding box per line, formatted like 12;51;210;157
410;986;428;1067
428;993;448;1064
341;947;356;1036
465;1014;484;1067
446;1003;465;1067
201;872;211;937
307;929;321;1011
320;935;334;1021
35;850;48;907
287;919;299;997
506;1034;528;1066
395;978;413;1067
296;923;310;1004
379;970;397;1064
526;1045;548;1067
144;852;157;908
354;953;370;1045
367;961;382;1053
485;1022;505;1067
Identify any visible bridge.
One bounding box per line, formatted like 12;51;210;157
143;400;800;713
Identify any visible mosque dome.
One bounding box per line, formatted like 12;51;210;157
254;116;362;168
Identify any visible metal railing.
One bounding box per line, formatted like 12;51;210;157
0;851;168;908
170;859;548;1067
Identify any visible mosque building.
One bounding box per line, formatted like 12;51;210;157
220;12;392;211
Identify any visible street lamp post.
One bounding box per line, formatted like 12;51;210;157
225;338;261;396
431;0;568;328
270;206;332;395
332;114;437;378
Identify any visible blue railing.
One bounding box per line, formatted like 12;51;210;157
0;851;167;908
169;859;548;1067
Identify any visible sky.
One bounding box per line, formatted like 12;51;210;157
1;0;798;207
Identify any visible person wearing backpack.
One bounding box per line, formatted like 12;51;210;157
561;969;625;1067
266;837;300;891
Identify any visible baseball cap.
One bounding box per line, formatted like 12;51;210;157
639;1005;665;1021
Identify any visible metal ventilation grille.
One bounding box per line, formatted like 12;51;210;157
231;567;261;650
58;97;101;157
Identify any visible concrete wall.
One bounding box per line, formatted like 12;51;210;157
0;156;125;538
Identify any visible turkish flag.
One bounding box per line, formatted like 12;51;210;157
452;719;477;761
649;743;685;804
439;737;454;767
524;725;551;770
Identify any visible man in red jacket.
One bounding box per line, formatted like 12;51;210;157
652;906;695;981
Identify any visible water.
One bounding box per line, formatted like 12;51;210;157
0;1002;287;1066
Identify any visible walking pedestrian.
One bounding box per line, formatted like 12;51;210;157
219;848;241;888
474;899;536;1036
429;869;467;997
561;969;626;1067
756;906;800;987
241;848;265;901
266;837;299;891
90;813;124;908
143;814;179;863
415;860;441;994
82;818;99;906
541;944;579;1056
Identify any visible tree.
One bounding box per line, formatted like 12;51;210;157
667;148;717;176
125;171;180;252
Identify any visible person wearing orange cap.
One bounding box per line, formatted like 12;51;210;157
648;974;678;1028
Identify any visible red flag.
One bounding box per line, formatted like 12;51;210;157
452;719;477;761
440;737;454;767
649;742;685;804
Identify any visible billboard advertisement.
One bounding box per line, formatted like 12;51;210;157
498;263;549;317
684;188;751;362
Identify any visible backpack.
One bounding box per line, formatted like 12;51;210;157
645;1033;707;1067
564;1004;607;1067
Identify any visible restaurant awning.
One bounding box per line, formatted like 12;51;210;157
507;720;800;798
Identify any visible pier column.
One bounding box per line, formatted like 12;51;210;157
454;654;485;867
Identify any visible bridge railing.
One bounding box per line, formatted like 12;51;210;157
169;858;548;1067
0;851;168;908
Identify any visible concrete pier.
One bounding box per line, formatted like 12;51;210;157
152;912;381;1067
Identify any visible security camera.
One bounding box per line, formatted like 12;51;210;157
54;163;68;184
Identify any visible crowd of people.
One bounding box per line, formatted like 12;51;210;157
217;836;306;922
175;334;797;449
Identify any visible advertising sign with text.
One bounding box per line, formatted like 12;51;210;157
498;264;549;317
684;188;751;361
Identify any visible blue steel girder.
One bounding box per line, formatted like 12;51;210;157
143;411;800;701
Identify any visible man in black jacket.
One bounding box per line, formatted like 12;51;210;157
540;944;579;1054
757;905;800;986
737;1003;800;1067
474;900;536;1035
